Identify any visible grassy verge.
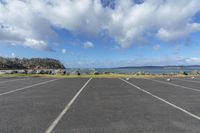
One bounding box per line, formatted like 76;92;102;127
0;73;199;78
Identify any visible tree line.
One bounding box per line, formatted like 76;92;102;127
0;57;65;70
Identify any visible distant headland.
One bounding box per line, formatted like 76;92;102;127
0;57;65;70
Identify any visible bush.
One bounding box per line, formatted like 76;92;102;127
39;70;47;74
183;71;188;75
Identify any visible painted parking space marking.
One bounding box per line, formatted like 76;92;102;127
119;78;200;121
45;78;92;133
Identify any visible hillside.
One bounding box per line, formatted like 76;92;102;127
0;57;65;70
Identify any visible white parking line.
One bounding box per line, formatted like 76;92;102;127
145;78;200;92
0;78;59;96
172;78;200;84
45;78;92;133
119;78;200;121
0;78;28;84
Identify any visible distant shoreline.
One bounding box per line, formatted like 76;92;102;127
114;65;200;69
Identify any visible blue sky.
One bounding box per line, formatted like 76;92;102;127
0;0;200;68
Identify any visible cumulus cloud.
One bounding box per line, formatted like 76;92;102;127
0;0;54;50
23;38;50;50
156;23;200;41
0;0;200;49
83;41;94;48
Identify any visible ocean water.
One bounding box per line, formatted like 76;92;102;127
66;67;200;74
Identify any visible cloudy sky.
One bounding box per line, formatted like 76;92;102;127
0;0;200;68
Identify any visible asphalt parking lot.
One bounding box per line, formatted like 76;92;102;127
0;77;199;133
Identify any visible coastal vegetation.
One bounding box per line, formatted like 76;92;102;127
0;57;65;70
0;73;199;79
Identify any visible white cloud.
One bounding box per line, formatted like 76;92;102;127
23;38;50;50
83;41;94;48
156;23;200;41
185;57;200;64
0;0;200;49
61;49;66;54
0;0;54;50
